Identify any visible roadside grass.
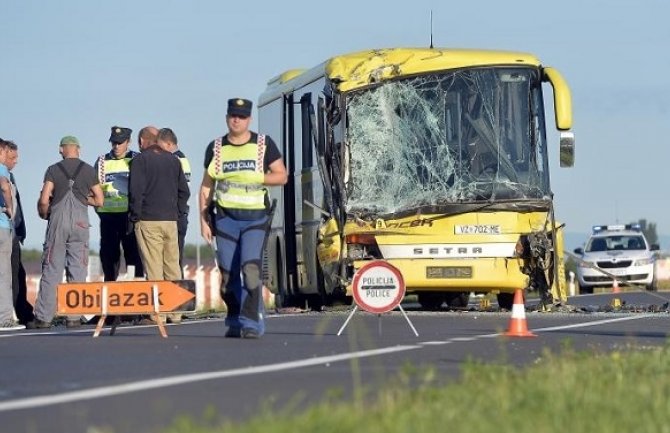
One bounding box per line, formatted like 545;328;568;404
166;343;670;433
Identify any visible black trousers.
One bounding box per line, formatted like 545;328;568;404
11;236;34;324
98;212;144;281
177;213;188;274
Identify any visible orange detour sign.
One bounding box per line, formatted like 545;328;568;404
57;280;195;315
56;280;196;338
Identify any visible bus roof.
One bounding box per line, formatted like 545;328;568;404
260;47;542;103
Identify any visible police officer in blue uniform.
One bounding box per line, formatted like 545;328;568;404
94;126;144;281
199;98;287;339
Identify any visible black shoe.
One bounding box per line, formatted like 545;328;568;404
66;319;82;329
18;315;35;326
225;327;241;338
240;328;260;339
26;319;52;329
137;315;157;326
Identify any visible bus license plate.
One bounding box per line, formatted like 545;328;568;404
426;266;473;279
454;224;501;235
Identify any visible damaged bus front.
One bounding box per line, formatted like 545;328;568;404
258;48;574;310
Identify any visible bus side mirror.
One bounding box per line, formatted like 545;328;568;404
559;131;575;167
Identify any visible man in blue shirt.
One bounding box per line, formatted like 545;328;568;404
4;140;34;325
0;139;23;331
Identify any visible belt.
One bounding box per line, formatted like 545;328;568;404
217;181;265;193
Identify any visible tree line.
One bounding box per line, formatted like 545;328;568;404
22;244;215;263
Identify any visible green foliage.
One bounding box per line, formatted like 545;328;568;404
22;244;214;264
564;254;578;277
183;243;214;260
637;218;659;246
164;344;670;433
22;244;215;262
21;248;42;262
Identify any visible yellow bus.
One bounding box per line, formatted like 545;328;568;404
258;47;574;310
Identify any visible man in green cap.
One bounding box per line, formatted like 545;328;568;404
27;136;104;329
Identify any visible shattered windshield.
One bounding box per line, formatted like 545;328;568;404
345;67;550;216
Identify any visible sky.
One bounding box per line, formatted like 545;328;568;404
1;0;669;250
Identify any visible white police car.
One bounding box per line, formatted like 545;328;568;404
573;224;659;293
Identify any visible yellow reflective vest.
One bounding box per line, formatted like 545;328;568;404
96;151;137;213
174;150;191;183
207;135;267;211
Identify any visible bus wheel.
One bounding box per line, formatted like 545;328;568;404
496;292;515;310
417;292;444;310
305;294;324;311
579;285;593;295
646;273;658;291
445;292;470;308
273;244;296;309
327;287;352;307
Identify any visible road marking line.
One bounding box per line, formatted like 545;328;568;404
0;344;420;412
419;341;452;345
530;314;656;333
0;314;655;412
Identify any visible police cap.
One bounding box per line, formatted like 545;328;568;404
227;98;252;118
109;126;132;144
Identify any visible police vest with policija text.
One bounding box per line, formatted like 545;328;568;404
96;151;137;213
208;135;267;211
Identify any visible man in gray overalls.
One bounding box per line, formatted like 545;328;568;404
27;136;104;329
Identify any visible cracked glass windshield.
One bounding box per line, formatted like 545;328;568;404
345;67;550;216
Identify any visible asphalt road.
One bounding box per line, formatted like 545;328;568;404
1;291;669;433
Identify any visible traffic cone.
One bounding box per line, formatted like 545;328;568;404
612;279;621;294
504;289;537;338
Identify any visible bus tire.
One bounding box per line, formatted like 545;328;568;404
273;242;294;309
496;292;515;310
445;292;470;308
417;292;444;310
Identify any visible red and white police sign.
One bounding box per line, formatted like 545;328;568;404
352;261;406;314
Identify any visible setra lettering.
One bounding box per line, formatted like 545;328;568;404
413;246;484;256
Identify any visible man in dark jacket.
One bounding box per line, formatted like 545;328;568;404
129;128;189;281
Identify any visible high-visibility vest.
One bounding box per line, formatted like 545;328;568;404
173;150;191;183
96;151;137;213
207;135;267;211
